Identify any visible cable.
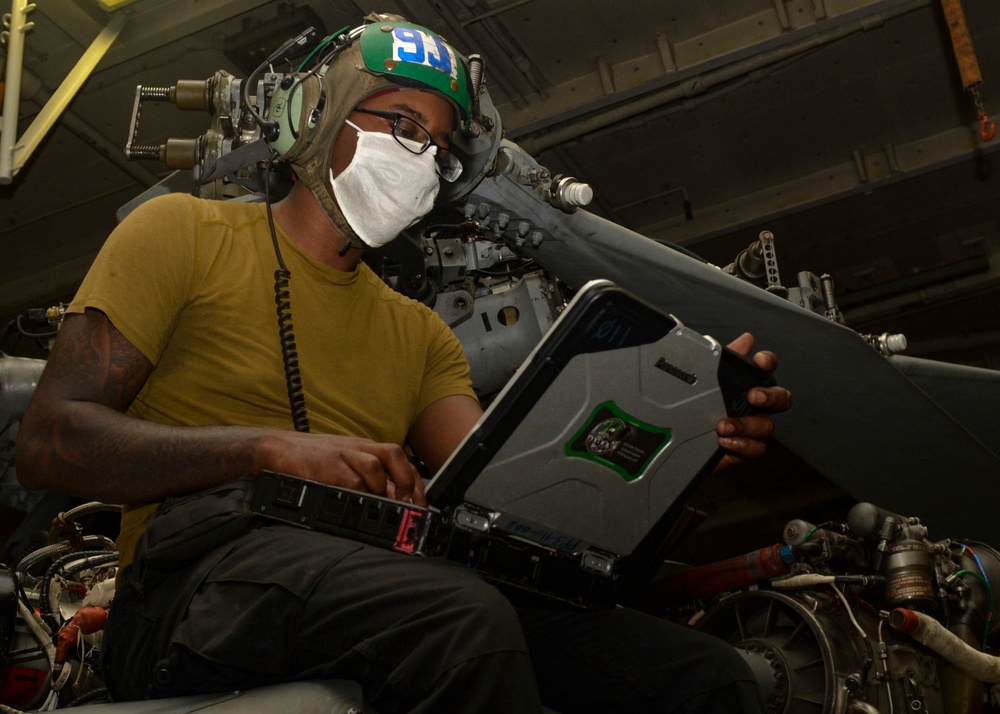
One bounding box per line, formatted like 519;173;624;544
16;536;117;575
945;567;995;649
241;25;325;135
296;26;352;72
64;687;110;707
966;546;996;630
877;620;895;714
831;582;876;684
264;152;310;433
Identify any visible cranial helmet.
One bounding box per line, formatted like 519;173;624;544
265;13;474;250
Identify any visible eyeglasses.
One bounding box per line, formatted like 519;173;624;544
352;108;463;182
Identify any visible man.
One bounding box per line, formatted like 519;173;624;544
16;14;792;713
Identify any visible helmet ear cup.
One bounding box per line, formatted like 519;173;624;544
265;73;327;162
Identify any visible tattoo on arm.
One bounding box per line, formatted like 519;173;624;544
18;310;258;502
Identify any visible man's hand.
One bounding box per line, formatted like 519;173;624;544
256;432;427;506
715;332;793;469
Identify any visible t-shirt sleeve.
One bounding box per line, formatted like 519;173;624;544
414;312;478;417
68;194;199;365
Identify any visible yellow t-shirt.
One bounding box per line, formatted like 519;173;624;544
69;193;476;568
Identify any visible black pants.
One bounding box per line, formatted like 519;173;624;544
104;525;763;713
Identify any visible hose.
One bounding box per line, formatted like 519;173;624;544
54;501;122;525
15;536;116;575
646;544;794;604
49;502;122;546
15;596;57;700
890;608;1000;683
54;607;108;664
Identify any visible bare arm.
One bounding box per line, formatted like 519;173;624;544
407;393;483;477
15;309;423;504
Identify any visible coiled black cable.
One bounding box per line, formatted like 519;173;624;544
272;267;310;433
265;151;310;433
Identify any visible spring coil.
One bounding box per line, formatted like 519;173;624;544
274;269;310;433
138;85;172;101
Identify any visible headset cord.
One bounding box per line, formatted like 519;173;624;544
265;152;310;433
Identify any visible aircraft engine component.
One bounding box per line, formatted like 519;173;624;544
654;502;1000;713
1;509;119;711
448;270;562;398
698;588;946;713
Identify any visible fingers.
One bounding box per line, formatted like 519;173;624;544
752;349;778;373
338;443;426;507
267;433;428;507
718;414;775;441
748;384;793;413
726;331;780;372
715;413;778;467
376;444;427;507
726;332;755;357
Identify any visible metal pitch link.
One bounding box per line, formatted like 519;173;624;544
125;85;165;159
758;231;783;292
820;274;844;324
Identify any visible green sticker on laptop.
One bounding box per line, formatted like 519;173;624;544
566;401;672;482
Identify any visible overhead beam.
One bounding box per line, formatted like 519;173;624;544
0;5;126;183
37;0;276;72
504;0;929;151
642;123;1000;246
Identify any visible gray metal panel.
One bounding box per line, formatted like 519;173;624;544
887;355;1000;458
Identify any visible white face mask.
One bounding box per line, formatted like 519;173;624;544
329;123;441;248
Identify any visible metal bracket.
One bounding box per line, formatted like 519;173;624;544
0;0;127;184
580;549;618;578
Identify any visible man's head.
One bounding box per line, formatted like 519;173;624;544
266;15;474;251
